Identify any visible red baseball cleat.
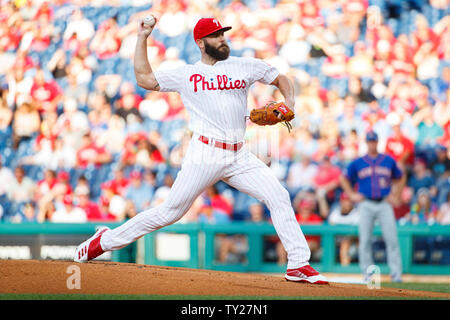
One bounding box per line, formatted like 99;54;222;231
285;264;329;284
74;227;109;263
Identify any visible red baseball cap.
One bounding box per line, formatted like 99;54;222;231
101;181;116;193
193;18;232;41
63;195;73;205
57;171;69;181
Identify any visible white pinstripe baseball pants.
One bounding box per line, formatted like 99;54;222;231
100;133;311;269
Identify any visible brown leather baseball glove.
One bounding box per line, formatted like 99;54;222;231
249;102;295;132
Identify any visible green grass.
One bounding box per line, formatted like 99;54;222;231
0;294;447;300
1;282;448;300
0;284;448;300
379;282;450;294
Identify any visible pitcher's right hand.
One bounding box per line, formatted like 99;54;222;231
138;16;157;38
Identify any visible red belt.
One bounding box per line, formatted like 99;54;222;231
198;135;243;152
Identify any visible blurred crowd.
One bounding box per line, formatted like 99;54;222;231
0;0;449;258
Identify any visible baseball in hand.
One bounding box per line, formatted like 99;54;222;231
143;15;156;27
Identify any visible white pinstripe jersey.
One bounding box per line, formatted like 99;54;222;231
154;56;279;142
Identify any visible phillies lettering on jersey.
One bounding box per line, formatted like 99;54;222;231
189;74;246;92
154;56;279;142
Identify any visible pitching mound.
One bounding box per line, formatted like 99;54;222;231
0;260;448;299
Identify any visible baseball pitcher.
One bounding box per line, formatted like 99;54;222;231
74;16;328;284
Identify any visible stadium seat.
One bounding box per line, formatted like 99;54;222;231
155;163;169;186
68;168;87;188
143;118;162;132
0;201;11;221
413;237;431;264
0;128;12;150
429;236;450;265
372;238;387;263
164;33;190;53
387;18;399;36
4;201;26;221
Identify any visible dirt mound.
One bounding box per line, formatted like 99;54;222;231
0;260;448;298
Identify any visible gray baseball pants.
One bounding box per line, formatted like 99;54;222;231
358;200;402;280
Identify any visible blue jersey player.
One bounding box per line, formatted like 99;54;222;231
340;131;405;283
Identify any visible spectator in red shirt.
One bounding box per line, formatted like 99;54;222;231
413;40;440;83
63;8;95;51
122;132;145;165
89;16;122;60
54;171;73;197
20;119;59;166
30;67;63;114
439;120;450;148
122;132;165;168
63;31;84;53
0;23;21;52
13;50;37;72
99;181;127;221
34;0;53;21
372;25;396;61
115;82;143;111
313;156;342;203
385;113;415;168
29;21;53;52
393;186;413;220
76;132;112;168
165;92;185;120
296;198;323;224
36;120;57;151
299;1;325;33
105;166;129;197
74;184;115;222
388;81;417;115
35;169;57;202
198;185;233;224
136;138;165;168
36;170;72;222
411;14;440;55
388;39;415;79
438;25;450;61
104;200;121;221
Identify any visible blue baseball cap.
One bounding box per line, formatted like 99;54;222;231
366;131;378;142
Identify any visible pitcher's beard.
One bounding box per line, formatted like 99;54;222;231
204;41;230;61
